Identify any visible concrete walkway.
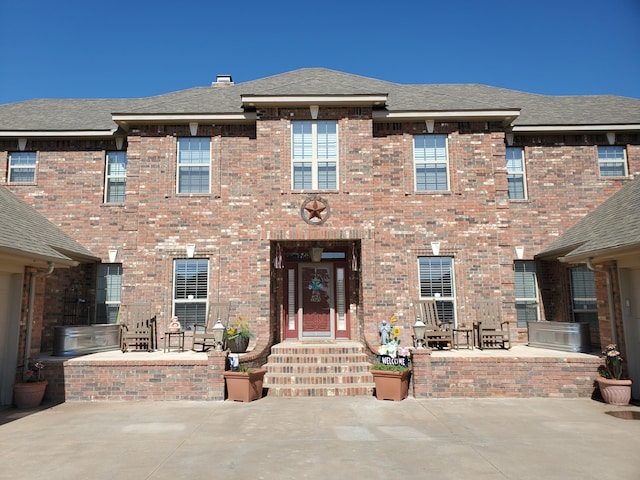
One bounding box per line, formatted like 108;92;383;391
1;397;639;479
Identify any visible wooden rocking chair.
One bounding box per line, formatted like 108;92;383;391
192;302;230;352
473;298;511;350
413;299;454;349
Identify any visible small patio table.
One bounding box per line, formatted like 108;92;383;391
164;331;185;353
453;326;473;349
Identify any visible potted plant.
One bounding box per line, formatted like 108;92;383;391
225;317;254;353
372;316;412;401
13;360;47;409
596;344;632;405
223;365;267;402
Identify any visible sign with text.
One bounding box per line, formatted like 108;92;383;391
378;355;409;368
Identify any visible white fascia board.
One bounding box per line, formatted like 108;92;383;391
112;113;257;124
372;110;521;121
0;130;116;138
241;95;388;106
512;124;640;133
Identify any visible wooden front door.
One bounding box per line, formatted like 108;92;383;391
300;264;333;337
282;261;350;340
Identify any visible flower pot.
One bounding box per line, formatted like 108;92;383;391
226;335;250;353
224;368;266;402
371;369;411;401
13;381;48;409
597;377;632;405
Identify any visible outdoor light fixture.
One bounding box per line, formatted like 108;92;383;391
309;246;323;263
413;319;427;349
212;318;225;351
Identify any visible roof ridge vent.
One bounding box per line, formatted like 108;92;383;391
213;74;233;86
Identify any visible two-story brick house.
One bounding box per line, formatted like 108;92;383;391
1;68;639;403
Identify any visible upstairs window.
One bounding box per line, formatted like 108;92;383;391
414;134;449;191
292;120;337;190
418;256;456;327
8;152;36;183
178;137;211;194
597;146;627;177
173;259;209;330
104;151;127;203
506;147;527;199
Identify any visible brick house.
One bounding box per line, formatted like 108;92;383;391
1;68;639;402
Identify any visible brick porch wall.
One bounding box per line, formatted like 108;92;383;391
412;350;601;398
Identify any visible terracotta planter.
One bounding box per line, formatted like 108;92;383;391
371;369;411;401
224;368;266;402
226;336;250;353
13;381;48;409
597;377;632;405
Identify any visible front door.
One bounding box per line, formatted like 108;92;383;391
300;264;333;337
282;259;350;340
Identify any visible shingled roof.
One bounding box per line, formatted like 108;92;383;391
1;68;639;133
537;175;640;262
0;185;98;266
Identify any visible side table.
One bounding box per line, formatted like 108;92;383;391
164;331;185;353
453;327;473;349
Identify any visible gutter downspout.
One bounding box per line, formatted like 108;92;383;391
586;258;617;346
23;262;55;376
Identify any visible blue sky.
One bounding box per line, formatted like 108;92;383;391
1;0;639;104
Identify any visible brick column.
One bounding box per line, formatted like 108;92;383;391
411;348;432;398
207;350;228;400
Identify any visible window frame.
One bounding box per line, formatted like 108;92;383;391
597;145;628;178
413;134;450;192
417;256;456;327
177;137;211;194
173;258;209;330
514;260;540;327
8;151;37;184
506;146;527;200
95;263;122;324
291;120;338;191
104;151;127;203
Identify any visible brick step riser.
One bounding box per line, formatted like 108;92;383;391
264;374;374;386
266;364;372;375
267;355;370;364
266;386;375;397
269;348;367;356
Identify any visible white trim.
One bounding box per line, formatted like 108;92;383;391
0;130;117;137
373;110;521;122
512;124;640;132
112;113;257;124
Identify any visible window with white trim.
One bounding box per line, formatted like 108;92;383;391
414;134;449;191
506;147;527;199
177;137;211;193
597;146;627;177
418;256;456;326
173;259;209;330
292;120;337;190
8;152;36;183
104;151;127;203
95;263;122;324
514;260;539;327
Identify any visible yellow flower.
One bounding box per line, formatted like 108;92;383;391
392;326;401;337
391;315;397;323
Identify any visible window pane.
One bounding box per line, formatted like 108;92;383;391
178;138;210;163
95;264;122;324
414;135;448;191
174;303;207;330
293;162;312;189
416;164;448;191
106;179;126;203
598;146;626;177
174;259;208;299
507;175;525;199
317;121;337;159
317;162;336;189
514;261;538;327
418;256;455;325
9;152;36;183
178;138;210;193
570;266;597;311
179;166;209;193
292;121;313;159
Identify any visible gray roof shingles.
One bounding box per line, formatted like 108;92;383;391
538;175;640;259
1;68;639;131
0;185;97;264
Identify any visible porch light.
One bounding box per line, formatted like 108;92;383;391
309;246;323;263
212;318;225;351
413;319;427;349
